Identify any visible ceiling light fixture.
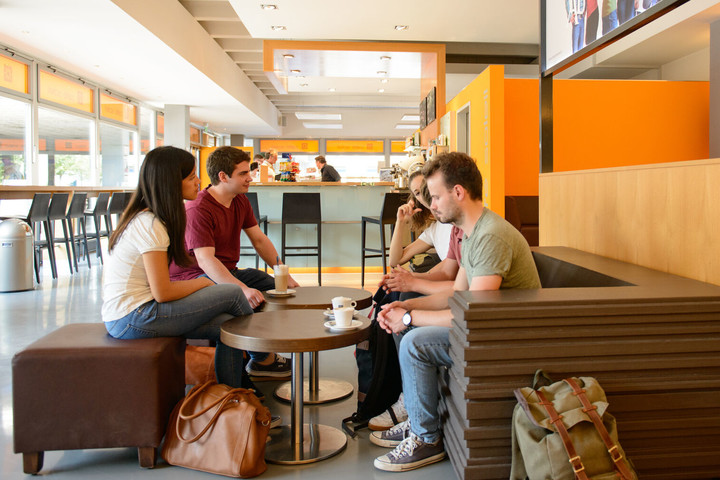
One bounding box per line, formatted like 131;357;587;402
295;113;342;120
378;88;385;93
380;78;388;84
283;54;294;59
290;69;301;74
261;4;278;10
328;87;336;92
380;55;392;61
304;123;343;129
377;71;387;75
271;25;286;31
395;124;420;129
300;83;308;87
394;25;409;31
401;114;420;122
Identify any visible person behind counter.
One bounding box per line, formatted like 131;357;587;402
249;160;259;181
315;155;341;182
262;149;278;178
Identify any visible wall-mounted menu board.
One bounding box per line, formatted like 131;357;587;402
426;86;436;124
419;97;428;129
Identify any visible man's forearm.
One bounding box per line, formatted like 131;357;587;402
253;237;282;267
403;291;453;311
198;256;246;287
407;278;455;296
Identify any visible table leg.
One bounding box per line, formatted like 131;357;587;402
274;351;354;404
265;352;348;465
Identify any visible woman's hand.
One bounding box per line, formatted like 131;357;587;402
396;199;421;224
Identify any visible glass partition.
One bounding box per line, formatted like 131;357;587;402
37;107;94;186
100;122;137;187
0;96;30;184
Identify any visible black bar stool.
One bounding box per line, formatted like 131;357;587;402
360;192;407;287
240;192;269;271
281;192;322;286
66;192;91;271
47;193;74;275
23;193;52;283
105;191;129;235
84;192;111;265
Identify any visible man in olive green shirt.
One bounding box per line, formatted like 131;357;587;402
371;152;540;473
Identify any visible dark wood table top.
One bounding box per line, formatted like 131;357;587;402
220;310;371;353
262;286;373;311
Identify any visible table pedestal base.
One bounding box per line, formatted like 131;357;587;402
265;424;347;465
274;378;354;404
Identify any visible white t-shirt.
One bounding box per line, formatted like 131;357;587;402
101;211;170;322
418;221;453;260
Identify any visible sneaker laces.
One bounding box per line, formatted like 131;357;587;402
274;355;287;366
388;434;423;460
383;419;410;439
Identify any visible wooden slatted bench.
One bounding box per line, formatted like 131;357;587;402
441;246;720;480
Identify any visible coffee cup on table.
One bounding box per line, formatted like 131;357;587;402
333;306;355;327
274;264;289;292
331;296;356;310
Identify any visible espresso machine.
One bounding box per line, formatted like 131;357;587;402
391;153;425;189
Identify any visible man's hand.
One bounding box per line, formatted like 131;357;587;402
242;286;265;309
377;301;408;334
384;266;415;293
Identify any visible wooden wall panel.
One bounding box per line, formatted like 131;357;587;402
539;158;720;285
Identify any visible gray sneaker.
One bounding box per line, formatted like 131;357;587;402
373;433;446;472
246;354;291;378
369;419;411;448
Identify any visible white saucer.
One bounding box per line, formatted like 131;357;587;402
323;309;359;319
266;289;296;298
324;320;362;331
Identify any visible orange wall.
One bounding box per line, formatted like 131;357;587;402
199;146;253;188
504;79;540;196
554;80;709;171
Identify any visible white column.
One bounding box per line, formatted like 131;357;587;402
164;104;190;151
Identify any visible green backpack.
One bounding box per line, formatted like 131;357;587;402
510;372;637;480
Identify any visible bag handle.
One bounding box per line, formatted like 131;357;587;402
532;369;554;389
535;389;591;480
176;381;256;443
564;378;635;480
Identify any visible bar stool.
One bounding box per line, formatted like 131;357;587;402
22;193;52;283
360;192;407;287
240;192;268;271
281;193;322;285
66;192;91;271
84;192;111;265
47;193;74;275
105;191;129;235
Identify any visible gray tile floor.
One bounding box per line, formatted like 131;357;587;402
0;253;457;479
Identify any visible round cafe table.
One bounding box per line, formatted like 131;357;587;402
261;286;372;404
221;310;370;465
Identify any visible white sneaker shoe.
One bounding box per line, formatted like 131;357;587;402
369;393;407;431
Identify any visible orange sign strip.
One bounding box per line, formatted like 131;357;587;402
0;139;24;151
54;139;90;152
260;139;319;153
39;70;94;113
391;141;406;153
326;140;384;153
156;113;165;135
0;53;29;94
100;93;136;126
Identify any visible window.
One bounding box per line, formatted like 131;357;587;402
0;95;30;185
100;123;137;187
325;154;384;180
140;107;154;156
37;107;94;186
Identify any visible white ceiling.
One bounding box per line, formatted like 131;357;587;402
0;0;717;139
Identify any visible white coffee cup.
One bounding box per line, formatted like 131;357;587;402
331;296;357;310
333;306;355;327
274;264;289;292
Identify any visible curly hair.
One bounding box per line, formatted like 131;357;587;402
422;151;483;201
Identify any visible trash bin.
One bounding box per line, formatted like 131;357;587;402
0;218;35;292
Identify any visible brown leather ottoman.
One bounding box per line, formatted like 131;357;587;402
12;323;185;474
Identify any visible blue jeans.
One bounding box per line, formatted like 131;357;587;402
105;283;251;388
230;267;275;292
602;10;619;35
572;16;585;53
399;326;453;444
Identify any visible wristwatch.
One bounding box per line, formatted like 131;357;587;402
402;310;413;327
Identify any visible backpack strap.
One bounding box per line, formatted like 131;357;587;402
535;389;591;480
564;378;635;480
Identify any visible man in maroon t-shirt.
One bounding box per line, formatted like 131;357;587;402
170;146;298;378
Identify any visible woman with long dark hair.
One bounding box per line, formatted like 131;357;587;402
102;146;251;387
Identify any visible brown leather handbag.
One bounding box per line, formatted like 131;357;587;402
161;380;272;478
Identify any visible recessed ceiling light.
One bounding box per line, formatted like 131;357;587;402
377;71;387;75
290;69;301;74
380;56;392;61
401;114;420;122
300;83;308;87
378;89;385;93
283;54;294;59
295;113;342;120
304;123;343;129
261;4;278;10
274;69;283;74
328;88;336;92
394;25;409;31
271;25;286;31
395;124;420;129
380;78;388;84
